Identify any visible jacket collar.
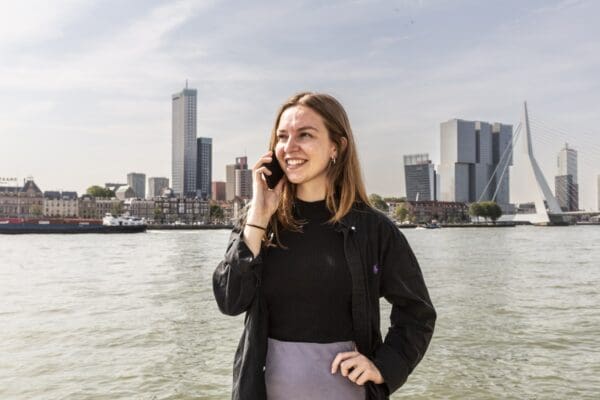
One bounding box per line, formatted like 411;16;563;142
335;203;367;233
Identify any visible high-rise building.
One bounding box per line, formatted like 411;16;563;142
554;175;578;212
196;137;212;200
226;156;252;200
404;153;436;201
172;86;197;197
235;169;253;199
554;143;578;211
148;177;169;198
226;164;236;201
557;143;577;182
212;181;226;201
438;119;512;204
127;172;146;198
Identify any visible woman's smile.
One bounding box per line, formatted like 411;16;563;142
285;158;307;168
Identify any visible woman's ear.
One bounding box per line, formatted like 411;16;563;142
335;137;348;157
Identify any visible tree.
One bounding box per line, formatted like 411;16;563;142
384;196;406;203
86;185;115;198
369;193;389;212
394;203;409;222
210;204;224;222
481;201;503;223
469;202;483;222
469;201;503;223
111;202;123;216
31;204;43;217
153;207;164;224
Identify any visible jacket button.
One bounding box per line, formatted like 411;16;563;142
351;226;356;231
262;366;266;372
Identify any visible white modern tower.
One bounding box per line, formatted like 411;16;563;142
439;119;512;205
555;143;579;211
509;102;562;224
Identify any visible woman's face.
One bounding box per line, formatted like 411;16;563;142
275;105;337;193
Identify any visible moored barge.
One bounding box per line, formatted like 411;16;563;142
0;215;146;234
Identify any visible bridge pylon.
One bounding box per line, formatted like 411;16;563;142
507;102;564;224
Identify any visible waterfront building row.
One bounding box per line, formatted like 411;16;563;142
0;179;245;224
387;200;470;224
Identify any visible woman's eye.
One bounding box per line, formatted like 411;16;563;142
299;132;312;138
277;134;287;141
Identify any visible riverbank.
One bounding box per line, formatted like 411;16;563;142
147;224;234;230
397;222;517;229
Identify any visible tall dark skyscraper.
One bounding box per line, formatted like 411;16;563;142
172;85;197;197
196;137;212;200
403;154;436;201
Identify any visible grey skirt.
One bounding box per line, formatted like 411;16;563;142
265;337;366;400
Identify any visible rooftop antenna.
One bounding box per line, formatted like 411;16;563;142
185;79;188;89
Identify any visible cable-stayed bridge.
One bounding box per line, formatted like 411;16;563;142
489;102;599;225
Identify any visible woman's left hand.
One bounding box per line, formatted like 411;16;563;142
330;351;384;385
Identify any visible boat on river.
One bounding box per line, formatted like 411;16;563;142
0;214;146;234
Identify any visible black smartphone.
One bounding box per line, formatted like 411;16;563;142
264;152;284;189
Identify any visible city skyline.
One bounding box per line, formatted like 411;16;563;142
1;1;599;209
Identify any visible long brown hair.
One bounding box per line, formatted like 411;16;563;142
265;92;371;245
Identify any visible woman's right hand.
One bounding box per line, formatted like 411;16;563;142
244;151;286;245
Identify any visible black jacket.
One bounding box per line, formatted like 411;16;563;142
213;204;436;400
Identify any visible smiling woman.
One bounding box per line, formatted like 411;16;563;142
213;92;436;400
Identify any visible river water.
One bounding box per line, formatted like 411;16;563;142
1;226;599;399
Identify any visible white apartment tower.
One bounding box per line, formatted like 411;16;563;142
555;143;578;211
557;143;578;182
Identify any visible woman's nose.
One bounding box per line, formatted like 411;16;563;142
283;135;299;153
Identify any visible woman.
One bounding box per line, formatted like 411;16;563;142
213;92;436;400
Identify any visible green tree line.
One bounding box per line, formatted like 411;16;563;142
469;201;503;223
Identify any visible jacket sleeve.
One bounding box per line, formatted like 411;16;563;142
213;226;263;316
372;223;436;394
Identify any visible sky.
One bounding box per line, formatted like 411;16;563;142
1;0;599;210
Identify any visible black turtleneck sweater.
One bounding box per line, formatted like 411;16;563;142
262;199;354;343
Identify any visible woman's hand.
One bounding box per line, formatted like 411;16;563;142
243;151;286;256
247;151;285;224
331;350;384;386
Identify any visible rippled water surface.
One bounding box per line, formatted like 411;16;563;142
1;226;599;399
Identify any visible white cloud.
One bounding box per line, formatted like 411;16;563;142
0;0;87;49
